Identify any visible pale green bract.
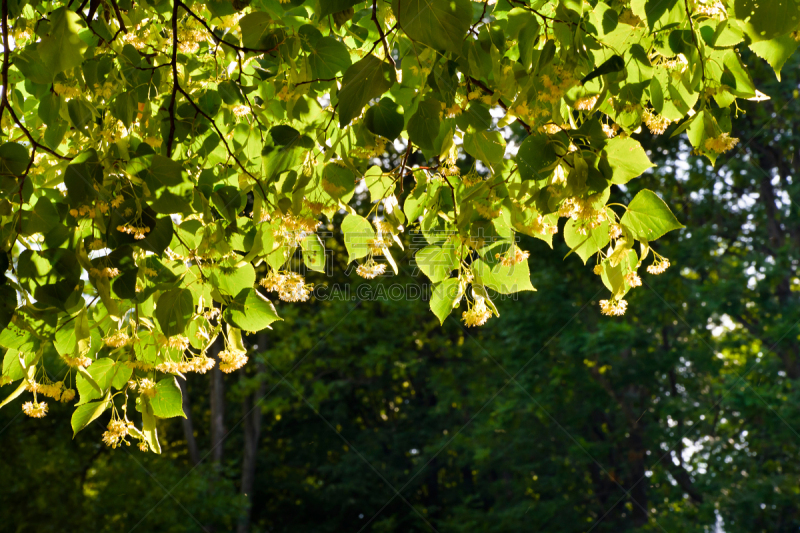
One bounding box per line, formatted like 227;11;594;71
0;0;794;450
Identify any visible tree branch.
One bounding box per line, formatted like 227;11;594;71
468;76;532;134
165;0;179;157
371;0;395;69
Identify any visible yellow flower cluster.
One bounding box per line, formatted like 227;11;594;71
123;28;151;50
104;331;130;348
26;380;64;401
135;378;157;399
93;82;116;99
140;355;216;374
232;104;251;117
704;133;739;154
159;334;190;352
88;238;106;251
625;272;642;288
62;354;92;368
558;196;608;229
260;272;312;302
176;28;207;53
647;257;671;275
53;83;81;98
602;123;619;138
574;95;598;111
643;108;671;135
70;205;98;218
518;214;558;237
540;67;575;104
695;1;725;16
609;223;623;240
462;170;483;187
352;136;388;159
102;418;135;448
356;259;387;279
219;349;248;373
117;224;151;240
463;298;492;327
600;299;628;316
498;248;530;267
89;267;121;279
22;401;48;418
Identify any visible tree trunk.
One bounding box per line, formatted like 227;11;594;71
237;334;267;533
210;340;226;464
177;375;199;466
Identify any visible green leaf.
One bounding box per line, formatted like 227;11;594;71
749;36;799;80
364;98;404;141
620;189;684;241
393;0;472;54
150;377;186;419
319;0;364;18
732;0;800;42
472;257;535;295
155;288;194;337
430;278;462;325
239;12;275;49
76;357;132;405
365;166;394;202
222;288;282;332
337;55;396;127
301;233;326;273
71;393;112;437
516;133;559;182
463;129;506;174
599;136;654;185
341;214;375;263
564;218;611;265
415;242;458;283
308;36;352;80
407;98;442;151
142;409;161;453
128;154;193;214
0;142;31;177
37;8;88;79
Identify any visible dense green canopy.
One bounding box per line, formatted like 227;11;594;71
0;0;798;454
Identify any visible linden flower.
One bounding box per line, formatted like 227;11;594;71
609;224;623;240
60;389;76;403
643;108;671;135
625;272;642;288
463;298;492;327
462;170;483;188
704;133;739;154
63;355;92;368
26;380;63;400
104;330;130;348
161;334;190;351
593;264;603;275
102;419;135;448
136;378;157;399
277;272;312;302
117;224;151;240
218;349;248;373
574;95;598;111
89;267;121;279
232;104;251;117
356;260;387;279
498;248;530;267
602;123;618;138
187;356;216;374
22;401;48;418
647;258;671;275
600;299;628;316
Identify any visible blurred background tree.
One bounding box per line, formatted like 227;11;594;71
2;52;799;533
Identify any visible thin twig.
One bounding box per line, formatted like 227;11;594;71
165;0;179;157
371;0;395;69
468;76;531;134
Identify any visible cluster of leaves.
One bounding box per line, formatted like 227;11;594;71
0;0;796;449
